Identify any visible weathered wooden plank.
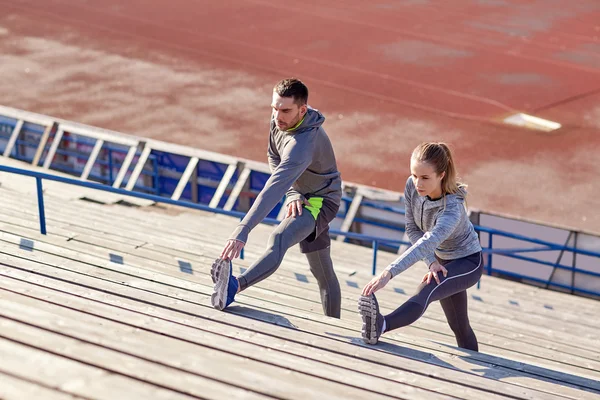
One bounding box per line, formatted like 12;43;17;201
0;205;594;329
0;317;270;400
3;260;575;399
1;256;597;400
3;198;593;328
0;208;145;246
0;188;584;308
208;265;600;363
0;371;83;400
3;225;597;356
0;199;222;257
2;228;599;377
1;184;600;346
1;227;598;378
0;284;463;400
0;284;408;400
0;337;195;400
0;211;75;239
4;190;596;324
218;261;600;360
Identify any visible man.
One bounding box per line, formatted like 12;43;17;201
211;78;342;318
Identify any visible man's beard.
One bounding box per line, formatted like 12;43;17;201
277;111;301;130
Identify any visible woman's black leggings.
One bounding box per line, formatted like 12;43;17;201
384;251;483;351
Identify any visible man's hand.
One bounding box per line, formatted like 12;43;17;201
422;260;448;285
220;239;245;260
286;198;311;218
362;270;392;296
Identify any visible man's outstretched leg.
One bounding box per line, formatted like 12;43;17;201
211;211;315;310
305;247;341;318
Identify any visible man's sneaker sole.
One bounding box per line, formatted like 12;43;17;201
358;295;379;345
211;258;230;310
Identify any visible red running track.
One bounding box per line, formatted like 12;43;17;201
1;0;600;232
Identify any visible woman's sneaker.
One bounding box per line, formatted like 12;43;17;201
211;258;238;310
358;294;384;345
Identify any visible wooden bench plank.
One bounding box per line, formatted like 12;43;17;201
0;337;195;400
3;186;600;382
0;262;573;400
4;227;597;357
6;192;596;322
2;208;594;337
1;205;596;335
0;317;268;400
2;228;599;375
0;371;83;400
1;256;596;400
0;284;419;400
2;228;596;382
1;192;594;319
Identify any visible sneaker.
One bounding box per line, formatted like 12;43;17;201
211;258;238;310
358;294;385;345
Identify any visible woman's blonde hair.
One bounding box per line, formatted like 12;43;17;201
412;142;467;197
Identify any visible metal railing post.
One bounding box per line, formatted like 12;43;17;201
108;149;114;185
153;157;160;195
35;177;47;235
239;216;245;260
372;240;379;275
487;233;493;275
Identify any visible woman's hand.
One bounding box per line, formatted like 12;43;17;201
362;270;392;296
422;260;448;285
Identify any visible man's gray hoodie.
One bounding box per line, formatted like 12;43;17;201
229;108;342;244
385;177;482;278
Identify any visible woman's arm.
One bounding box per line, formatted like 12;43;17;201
385;202;463;278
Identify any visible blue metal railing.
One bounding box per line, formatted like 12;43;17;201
2;130;161;194
0;124;271;207
0;165;409;278
340;194;600;294
1;164;599;297
1;121;404;225
472;226;600;296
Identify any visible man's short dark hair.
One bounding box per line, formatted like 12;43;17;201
273;78;308;105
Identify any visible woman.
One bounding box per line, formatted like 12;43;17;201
359;142;483;351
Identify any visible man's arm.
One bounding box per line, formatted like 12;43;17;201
229;135;314;244
269;128;304;205
267;131;280;173
269;128;306;216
